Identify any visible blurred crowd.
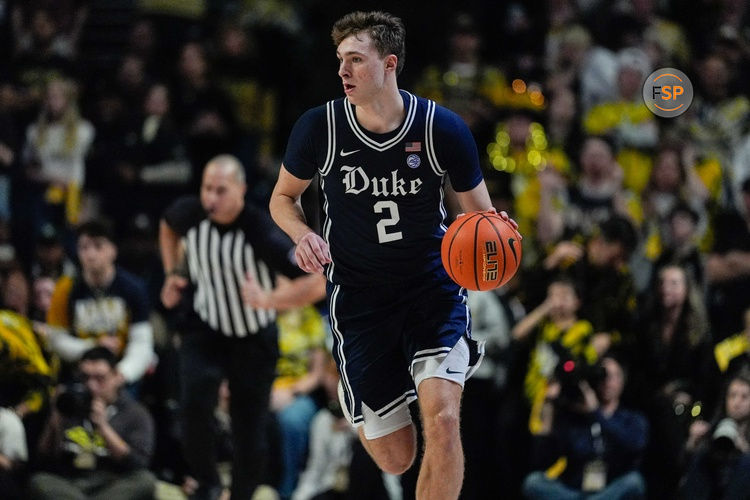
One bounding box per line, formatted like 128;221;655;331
2;0;750;499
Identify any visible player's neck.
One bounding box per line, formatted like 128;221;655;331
354;85;404;134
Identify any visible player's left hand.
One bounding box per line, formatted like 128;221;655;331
295;232;332;274
496;210;520;233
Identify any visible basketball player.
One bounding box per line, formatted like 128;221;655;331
269;11;517;499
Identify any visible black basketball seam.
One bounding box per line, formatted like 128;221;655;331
479;213;507;287
473;216;482;290
446;212;482;284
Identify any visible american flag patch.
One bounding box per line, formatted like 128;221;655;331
405;141;422;152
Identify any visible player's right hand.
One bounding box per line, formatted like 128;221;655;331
295;232;331;274
161;274;188;309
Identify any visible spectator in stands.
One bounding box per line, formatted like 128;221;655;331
29;346;156;500
20;77;94;235
522;355;648;499
30;274;56;322
45;219;154;385
537;215;639;343
583;47;657;194
107;82;190;227
268;303;327;500
0;267;55;465
708;177;750;338
113;54;151;119
648;202;705;292
681;373;750;500
213;20;280;177
7;5;79;125
636;264;715;499
714;307;750;379
30;223;75;281
171;41;238;182
462;288;514;500
537;137;639;243
292;355;357;500
513;276;601;435
0;400;27;500
640;144;709;255
676;53;749;202
11;4;86;60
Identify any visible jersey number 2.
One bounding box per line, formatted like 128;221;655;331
374;201;403;243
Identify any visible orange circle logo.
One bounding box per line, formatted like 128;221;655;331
642;68;693;118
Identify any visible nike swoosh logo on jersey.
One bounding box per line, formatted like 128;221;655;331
339;148;361;157
446;368;462;375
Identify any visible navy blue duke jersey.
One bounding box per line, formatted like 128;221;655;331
283;90;483;286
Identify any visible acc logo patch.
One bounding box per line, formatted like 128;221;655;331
406;154;421;169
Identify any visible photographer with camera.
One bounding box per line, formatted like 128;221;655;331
513;276;607;434
522;355;648;499
680;373;750;500
29;346;155;499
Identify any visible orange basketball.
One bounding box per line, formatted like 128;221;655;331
441;211;522;291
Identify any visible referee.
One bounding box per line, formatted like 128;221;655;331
159;154;324;500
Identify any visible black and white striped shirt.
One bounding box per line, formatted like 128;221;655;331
163;196;304;336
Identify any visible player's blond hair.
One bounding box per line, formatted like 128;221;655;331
331;11;406;75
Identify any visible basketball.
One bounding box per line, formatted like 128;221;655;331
441;211;522;291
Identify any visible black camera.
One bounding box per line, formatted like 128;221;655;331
56;381;93;419
553;352;608;406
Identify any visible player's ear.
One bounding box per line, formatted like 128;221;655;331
384;54;398;73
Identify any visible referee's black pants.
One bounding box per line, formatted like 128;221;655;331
179;328;278;499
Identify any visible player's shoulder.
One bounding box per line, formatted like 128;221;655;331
296;98;343;126
411;93;468;133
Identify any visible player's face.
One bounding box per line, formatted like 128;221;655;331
337;32;388;104
77;235;116;275
201;165;246;225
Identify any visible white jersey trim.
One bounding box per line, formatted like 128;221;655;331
320;100;337;177
329;284;363;424
425;100;446;176
343;92;417;151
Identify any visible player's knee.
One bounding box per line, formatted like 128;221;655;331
371;444;416;475
361;426;417;475
422;409;460;442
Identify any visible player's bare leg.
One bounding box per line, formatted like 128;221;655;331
416;378;464;500
358;424;417;475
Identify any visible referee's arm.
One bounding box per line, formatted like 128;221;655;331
159;219;187;308
241;273;326;311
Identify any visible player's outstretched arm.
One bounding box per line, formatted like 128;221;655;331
270;165;331;274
